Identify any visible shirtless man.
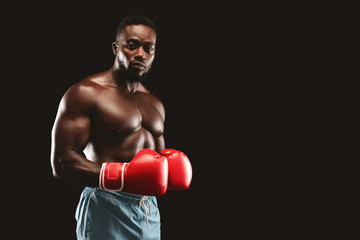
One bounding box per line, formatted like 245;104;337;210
50;15;192;239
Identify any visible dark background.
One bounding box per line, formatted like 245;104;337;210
1;1;340;239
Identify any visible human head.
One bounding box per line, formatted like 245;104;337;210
112;15;157;83
115;14;157;42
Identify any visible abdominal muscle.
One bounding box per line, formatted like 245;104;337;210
83;127;156;164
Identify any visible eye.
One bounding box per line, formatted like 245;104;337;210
124;40;139;50
144;44;155;52
125;42;137;50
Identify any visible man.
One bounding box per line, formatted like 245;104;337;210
51;15;192;239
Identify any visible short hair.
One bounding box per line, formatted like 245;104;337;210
116;15;157;41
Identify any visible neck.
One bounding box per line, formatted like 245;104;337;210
111;64;140;93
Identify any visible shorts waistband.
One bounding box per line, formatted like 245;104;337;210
83;187;155;201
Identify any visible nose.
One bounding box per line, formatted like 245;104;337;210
134;46;146;61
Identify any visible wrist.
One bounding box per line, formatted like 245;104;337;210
99;162;128;191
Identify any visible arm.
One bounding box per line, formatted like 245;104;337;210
50;83;100;187
151;93;166;153
155;135;165;153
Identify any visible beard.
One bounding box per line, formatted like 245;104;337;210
118;59;151;83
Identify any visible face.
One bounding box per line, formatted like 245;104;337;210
113;24;156;82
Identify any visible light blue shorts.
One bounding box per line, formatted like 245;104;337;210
75;187;161;240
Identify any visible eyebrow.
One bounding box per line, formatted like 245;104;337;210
126;38;155;45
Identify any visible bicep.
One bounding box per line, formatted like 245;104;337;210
52;112;91;154
51;84;93;156
154;103;165;152
50;100;91;175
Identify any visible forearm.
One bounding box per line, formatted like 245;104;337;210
52;151;101;187
155;135;165;153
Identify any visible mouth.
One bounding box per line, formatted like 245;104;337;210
130;61;146;69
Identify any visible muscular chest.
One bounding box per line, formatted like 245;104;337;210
92;91;164;138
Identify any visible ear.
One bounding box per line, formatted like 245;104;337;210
112;42;118;55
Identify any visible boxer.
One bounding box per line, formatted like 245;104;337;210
50;15;192;239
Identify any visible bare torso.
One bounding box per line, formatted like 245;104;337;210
83;71;165;163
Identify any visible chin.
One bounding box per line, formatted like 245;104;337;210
119;63;151;83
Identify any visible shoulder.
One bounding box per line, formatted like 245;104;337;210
64;70;113;99
138;84;165;121
63;79;96;104
59;78;103;116
67;78;101;96
150;94;166;122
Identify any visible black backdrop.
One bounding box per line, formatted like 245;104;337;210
1;1;327;239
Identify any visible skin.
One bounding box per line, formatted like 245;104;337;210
51;24;165;187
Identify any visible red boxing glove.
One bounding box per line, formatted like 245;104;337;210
161;149;192;190
99;149;168;196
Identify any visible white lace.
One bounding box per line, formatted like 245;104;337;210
138;196;152;230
